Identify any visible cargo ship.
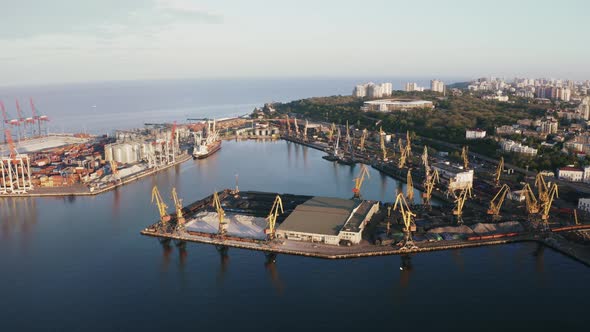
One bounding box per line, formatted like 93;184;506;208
193;119;222;159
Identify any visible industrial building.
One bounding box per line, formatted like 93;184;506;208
361;99;434;112
276;196;379;245
432;162;474;192
235;124;281;138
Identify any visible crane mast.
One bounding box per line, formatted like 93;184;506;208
487;184;510;217
493;157;504;187
265;195;284;239
393;192;417;249
398;138;407;169
461;146;469;169
359;129;367;152
453;186;472;224
522;183;540;215
352;164;370;199
405;131;412;158
151;186;170;223
540;183;558;221
535;173;549;205
172;187;185;227
422;146;430;175
213;191;227;235
422;169;439;208
406;169;414;202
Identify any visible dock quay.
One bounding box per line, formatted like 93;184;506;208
141;190;590;266
4;153;192;197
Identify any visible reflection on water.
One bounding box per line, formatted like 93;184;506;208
399;254;413;289
264;253;284;295
0;198;37;244
216;245;230;286
533;243;545;273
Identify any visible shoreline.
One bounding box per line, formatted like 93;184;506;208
2;153;192;198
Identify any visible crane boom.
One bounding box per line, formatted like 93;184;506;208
172;187;184;225
493;156;504;186
213;191;227;234
151;186;170;223
487;184;510;216
352;164;370;198
535;173;549;204
453;186;472;224
523;183;540;215
422;169;439;207
406;169;414;202
265;195;284;239
540;183;559;221
393;192;417;249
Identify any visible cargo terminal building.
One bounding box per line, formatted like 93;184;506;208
276;196;379;245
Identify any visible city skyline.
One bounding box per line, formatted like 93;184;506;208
1;0;590;86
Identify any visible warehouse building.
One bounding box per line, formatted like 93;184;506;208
276;196;379;245
361;99;434;112
432;162;474;192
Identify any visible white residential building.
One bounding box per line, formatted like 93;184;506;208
500;139;538;156
404;82;424;92
558;167;584;182
578;198;590;213
353;85;367;98
431;80;445;93
465;129;486;139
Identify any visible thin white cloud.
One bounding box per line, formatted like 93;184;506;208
154;0;223;23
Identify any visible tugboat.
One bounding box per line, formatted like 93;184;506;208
193;119;222;159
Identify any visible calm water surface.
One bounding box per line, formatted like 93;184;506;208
0;141;588;331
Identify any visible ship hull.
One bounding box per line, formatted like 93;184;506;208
193;141;222;159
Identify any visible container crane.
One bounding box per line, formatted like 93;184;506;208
1;101;8;143
422;169;439;208
171;187;185;227
109;160;120;182
487;184;510;218
522;183;540;215
453;186;472;224
15;99;25;141
406;169;414;202
494;157;504;187
352;164;370;199
461;146;469;169
29;98;42;137
393;192;417;250
540;183;558;221
151;185;170;223
293;118;300;138
303;120;309;141
213;191;227;235
265;195;284;240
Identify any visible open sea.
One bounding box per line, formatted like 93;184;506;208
0;79;588;331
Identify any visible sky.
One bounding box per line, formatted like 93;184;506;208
1;0;589;86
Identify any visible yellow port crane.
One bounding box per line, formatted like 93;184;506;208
110;160;120;182
405;131;412;158
393;192;417;249
522;183;540;215
151;185;170;223
494;156;504;187
461;146;469;170
453;186;472;224
406;169;414;202
422;169;439;208
380;127;387;161
285;115;291;136
265;195;284;240
359;129;367;152
171;187;185;227
487;184;510;217
327;122;335;142
212;191;227;235
398;138;407;169
352;164;370;199
535;173;549;204
303;120;309;141
540;183;559;221
422;146;430;175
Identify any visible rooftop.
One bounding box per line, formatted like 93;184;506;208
364;99;433;106
278;196;360;236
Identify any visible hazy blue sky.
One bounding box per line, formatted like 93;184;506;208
1;0;589;86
